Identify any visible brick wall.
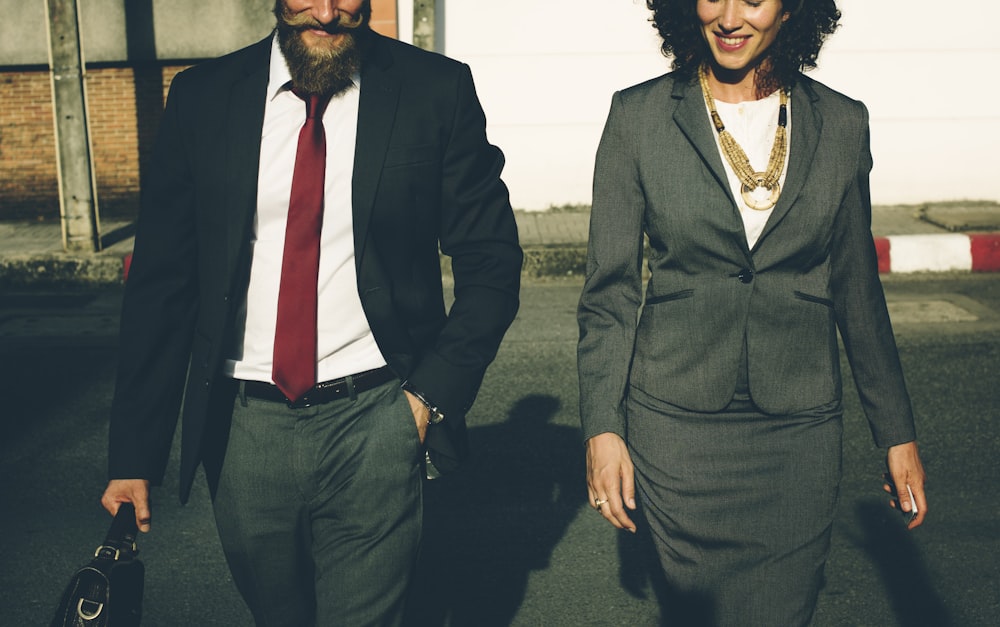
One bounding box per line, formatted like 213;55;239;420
0;1;398;223
370;0;398;40
0;66;186;222
0;71;60;221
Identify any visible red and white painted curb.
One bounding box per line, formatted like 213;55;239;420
875;233;1000;273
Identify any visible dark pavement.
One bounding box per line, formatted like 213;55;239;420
1;275;999;625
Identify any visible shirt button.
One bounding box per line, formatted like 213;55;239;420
738;268;754;284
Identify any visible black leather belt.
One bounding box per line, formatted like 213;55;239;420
240;366;397;409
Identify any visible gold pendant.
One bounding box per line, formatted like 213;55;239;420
740;174;780;211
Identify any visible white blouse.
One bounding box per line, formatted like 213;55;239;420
708;90;791;249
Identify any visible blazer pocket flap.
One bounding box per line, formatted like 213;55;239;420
383;143;439;169
644;289;695;306
793;290;834;308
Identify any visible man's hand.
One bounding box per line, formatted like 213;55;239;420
403;389;431;445
101;479;152;533
587;432;637;533
884;441;928;529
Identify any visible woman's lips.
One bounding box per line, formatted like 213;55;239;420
715;34;749;52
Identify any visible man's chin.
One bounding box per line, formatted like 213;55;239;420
279;24;362;95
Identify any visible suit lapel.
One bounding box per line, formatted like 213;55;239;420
224;37;271;284
754;77;823;247
671;78;736;209
352;34;401;265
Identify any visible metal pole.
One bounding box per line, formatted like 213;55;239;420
46;0;101;253
413;0;435;51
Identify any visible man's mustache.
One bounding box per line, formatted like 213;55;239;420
280;9;366;33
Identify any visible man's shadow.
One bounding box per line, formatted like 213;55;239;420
850;499;950;626
404;394;586;626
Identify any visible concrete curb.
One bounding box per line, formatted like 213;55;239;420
3;202;999;287
0;252;126;288
4;234;1000;289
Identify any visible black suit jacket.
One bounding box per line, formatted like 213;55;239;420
108;33;523;502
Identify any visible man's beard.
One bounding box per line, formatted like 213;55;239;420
273;0;370;96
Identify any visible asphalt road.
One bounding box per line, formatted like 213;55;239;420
1;274;998;626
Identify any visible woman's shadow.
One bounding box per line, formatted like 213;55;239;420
404;394;586;626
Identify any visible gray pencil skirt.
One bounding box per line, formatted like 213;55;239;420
626;384;843;627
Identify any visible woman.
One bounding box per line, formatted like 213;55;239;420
577;1;927;624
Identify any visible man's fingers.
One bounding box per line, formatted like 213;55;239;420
402;390;430;444
101;479;152;533
134;501;152;533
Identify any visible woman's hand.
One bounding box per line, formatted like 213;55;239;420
586;432;637;533
884;441;927;529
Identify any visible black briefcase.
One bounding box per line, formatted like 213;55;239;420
50;503;144;627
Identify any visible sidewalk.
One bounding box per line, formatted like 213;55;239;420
2;201;999;286
519;201;1000;278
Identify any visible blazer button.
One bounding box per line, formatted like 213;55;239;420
738;268;754;284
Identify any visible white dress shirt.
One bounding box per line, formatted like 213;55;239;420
708;90;791;250
226;35;386;383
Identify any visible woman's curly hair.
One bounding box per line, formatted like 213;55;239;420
647;0;841;92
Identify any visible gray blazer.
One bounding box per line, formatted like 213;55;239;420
577;72;915;449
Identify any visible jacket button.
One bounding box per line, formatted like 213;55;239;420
738;268;754;284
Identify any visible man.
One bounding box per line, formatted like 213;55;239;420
100;0;522;624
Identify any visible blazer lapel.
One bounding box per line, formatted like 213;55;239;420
224;37;271;284
754;77;823;247
671;78;754;256
671;78;736;208
352;34;401;265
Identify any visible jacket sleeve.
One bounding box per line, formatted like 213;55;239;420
830;103;917;448
577;91;646;441
107;70;200;483
404;63;523;420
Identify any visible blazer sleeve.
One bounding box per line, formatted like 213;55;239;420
404;63;523;420
830;103;917;448
107;70;200;483
577;91;646;441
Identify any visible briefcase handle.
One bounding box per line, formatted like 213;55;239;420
95;503;139;560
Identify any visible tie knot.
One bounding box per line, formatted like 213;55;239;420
294;89;332;120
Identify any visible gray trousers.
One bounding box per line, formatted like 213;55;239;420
211;379;424;627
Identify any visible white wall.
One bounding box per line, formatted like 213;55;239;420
443;0;665;210
437;0;1000;210
808;1;1000;205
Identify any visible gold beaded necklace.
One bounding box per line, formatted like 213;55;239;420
698;63;789;211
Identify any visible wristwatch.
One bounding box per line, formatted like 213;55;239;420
401;382;445;425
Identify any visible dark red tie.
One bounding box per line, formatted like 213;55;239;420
272;91;332;402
